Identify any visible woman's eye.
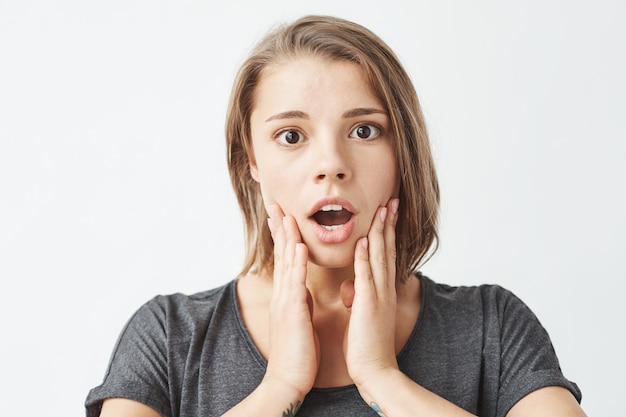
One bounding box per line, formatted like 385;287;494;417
276;130;303;145
349;124;380;140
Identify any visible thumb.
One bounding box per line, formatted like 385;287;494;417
340;279;355;309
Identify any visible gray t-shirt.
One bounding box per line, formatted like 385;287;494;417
85;275;581;417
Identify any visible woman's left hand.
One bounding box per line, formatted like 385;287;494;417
341;198;400;389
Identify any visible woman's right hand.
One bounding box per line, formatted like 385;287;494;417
264;204;320;401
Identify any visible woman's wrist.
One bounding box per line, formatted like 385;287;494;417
355;367;412;416
223;376;306;417
354;366;404;408
259;374;308;411
355;368;478;417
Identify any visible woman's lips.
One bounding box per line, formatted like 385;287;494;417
308;215;356;244
308;200;357;244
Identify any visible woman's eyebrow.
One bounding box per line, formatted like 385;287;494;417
264;108;387;122
342;107;388;118
265;110;309;122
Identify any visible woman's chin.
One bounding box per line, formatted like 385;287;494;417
306;246;355;270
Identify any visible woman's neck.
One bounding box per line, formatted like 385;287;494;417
304;262;355;308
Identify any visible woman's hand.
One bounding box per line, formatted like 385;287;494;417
264;204;320;400
342;198;400;390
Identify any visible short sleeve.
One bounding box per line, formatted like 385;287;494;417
85;297;171;417
495;288;582;416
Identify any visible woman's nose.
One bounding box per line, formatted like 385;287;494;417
316;171;347;181
313;138;352;183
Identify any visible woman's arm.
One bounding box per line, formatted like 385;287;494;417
356;369;476;417
357;372;587;417
100;398;162;417
221;378;304;416
346;201;474;416
347;201;587;417
506;386;587;417
224;206;318;416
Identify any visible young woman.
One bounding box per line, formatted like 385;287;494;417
86;15;586;417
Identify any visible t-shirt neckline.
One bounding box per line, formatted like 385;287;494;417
229;273;429;392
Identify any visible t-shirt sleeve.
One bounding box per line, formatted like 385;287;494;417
494;288;582;416
85;297;171;417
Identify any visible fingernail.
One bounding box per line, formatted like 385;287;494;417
267;205;278;219
361;237;368;249
380;207;388;223
391;198;399;215
267;217;274;233
282;215;290;231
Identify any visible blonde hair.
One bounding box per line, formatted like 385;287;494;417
225;15;439;282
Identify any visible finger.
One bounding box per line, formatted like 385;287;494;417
340;279;355;309
267;204;286;285
267;204;285;244
292;242;308;287
281;216;309;292
282;215;302;264
367;206;389;292
383;198;399;283
353;236;375;298
267;203;284;224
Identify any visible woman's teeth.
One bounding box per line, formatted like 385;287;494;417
320;204;343;212
322;225;342;231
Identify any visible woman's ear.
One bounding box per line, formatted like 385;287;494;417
249;157;260;182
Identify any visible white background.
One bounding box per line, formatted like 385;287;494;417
1;0;624;416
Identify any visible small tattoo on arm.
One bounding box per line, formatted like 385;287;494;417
370;402;387;417
282;401;302;417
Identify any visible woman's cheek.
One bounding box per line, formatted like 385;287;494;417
259;185;292;218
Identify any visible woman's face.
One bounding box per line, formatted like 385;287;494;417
249;56;399;268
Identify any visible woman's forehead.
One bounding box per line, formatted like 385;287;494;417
251;57;384;117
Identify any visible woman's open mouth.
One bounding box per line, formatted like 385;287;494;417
308;201;356;244
312;204;353;230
